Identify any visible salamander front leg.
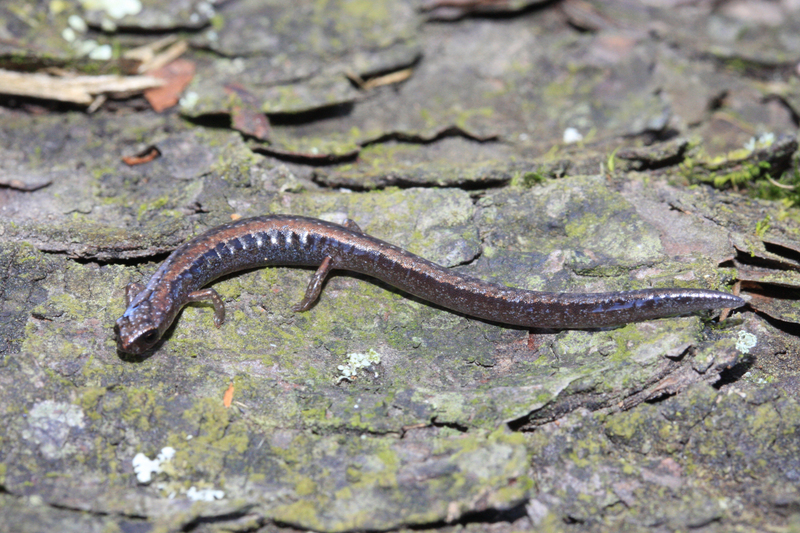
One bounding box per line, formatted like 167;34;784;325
292;256;335;312
187;288;225;327
343;218;363;232
124;282;146;306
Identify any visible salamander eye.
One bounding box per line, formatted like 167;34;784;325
140;329;159;346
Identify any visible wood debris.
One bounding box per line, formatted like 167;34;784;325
0;68;163;106
123;37;189;74
346;68;413;90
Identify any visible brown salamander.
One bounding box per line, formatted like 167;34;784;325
114;215;744;354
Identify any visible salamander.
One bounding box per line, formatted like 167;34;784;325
114;215;744;354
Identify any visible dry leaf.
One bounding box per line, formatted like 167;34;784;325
122;146;161;166
144;59;196;113
223;382;235;408
225;83;271;141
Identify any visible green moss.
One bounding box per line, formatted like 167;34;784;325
150;398;251;482
137;195;171;221
345;465;362;483
119;388;159;432
295;476;317;496
332;483;352;499
454;107;494;129
301;406;328;421
77;387;107;421
680;137;800;207
606;147;621;174
706;161;771;189
511;170;548;188
37;292;90;320
375;448;399;487
750;404;780;436
270;499;325;530
605;410;645;442
755;214;771;238
543;74;576;100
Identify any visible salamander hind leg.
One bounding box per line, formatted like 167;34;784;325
292;256;335;312
187;288;225;327
124;282;146;306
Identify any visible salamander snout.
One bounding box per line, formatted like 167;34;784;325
115;302;163;355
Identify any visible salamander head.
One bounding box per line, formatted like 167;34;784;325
115;299;163;355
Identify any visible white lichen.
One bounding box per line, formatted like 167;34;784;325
179;91;199;110
736;331;757;354
562;127;583;144
131;447;225;500
337;349;382;383
132;446;176;484
186;486;225;501
196;1;216;18
88;44;112;60
744;132;774;151
21;400;86;460
68;14;88;32
80;0;142;19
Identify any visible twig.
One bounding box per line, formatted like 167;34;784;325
0;68;163;105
